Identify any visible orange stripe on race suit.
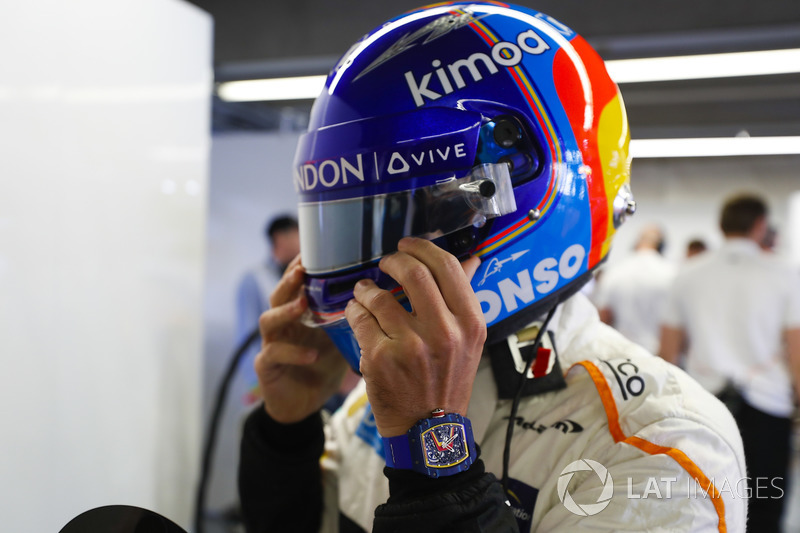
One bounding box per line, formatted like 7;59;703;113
573;360;727;533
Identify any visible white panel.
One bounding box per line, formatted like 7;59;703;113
0;1;212;531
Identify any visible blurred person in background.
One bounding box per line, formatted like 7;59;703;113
685;238;707;258
660;193;800;532
760;224;777;253
593;224;676;354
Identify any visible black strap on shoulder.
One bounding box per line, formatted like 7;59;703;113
487;331;566;399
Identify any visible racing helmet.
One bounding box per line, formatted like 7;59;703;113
295;1;633;371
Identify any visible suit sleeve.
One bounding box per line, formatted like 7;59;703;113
373;451;520;533
238;405;325;533
239;406;519;532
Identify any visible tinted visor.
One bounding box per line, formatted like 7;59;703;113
299;163;517;274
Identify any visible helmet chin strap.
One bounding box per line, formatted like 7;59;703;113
501;303;559;498
495;259;605;497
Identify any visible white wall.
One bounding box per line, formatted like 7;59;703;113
0;1;212;531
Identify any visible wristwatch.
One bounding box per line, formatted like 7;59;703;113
382;410;476;478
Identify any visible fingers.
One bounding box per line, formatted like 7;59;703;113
378;250;450;325
349;279;410;338
460;254;481;281
393;237;483;320
269;263;305;308
256;294;320;372
344;298;389;354
286;252;302;269
259;290;306;341
257;340;319;366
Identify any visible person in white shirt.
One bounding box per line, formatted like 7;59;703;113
660;193;800;533
593;224;676;354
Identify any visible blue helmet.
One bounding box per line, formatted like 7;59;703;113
294;2;633;371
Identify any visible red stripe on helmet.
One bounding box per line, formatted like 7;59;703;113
553;36;618;268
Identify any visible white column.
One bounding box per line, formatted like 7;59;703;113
0;1;212;531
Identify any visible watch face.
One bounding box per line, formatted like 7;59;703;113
420;422;470;469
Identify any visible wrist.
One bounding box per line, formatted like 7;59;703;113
377;420;421;438
375;405;470;438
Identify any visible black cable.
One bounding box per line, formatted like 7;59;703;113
194;326;261;533
501;304;558;496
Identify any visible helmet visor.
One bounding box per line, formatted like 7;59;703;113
299;163;517;274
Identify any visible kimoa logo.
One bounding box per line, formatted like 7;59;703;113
405;28;551;107
557;459;614;516
476;244;585;324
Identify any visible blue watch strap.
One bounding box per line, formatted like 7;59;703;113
383;433;414;469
